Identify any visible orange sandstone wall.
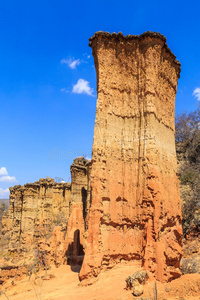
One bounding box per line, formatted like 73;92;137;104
80;31;182;282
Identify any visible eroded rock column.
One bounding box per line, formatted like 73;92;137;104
64;157;91;265
80;31;182;282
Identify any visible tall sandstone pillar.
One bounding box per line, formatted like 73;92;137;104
80;32;182;282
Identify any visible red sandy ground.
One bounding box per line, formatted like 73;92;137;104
1;262;200;300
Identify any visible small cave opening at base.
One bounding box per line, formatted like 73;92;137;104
65;229;85;273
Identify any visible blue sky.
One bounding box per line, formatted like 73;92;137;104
0;0;200;198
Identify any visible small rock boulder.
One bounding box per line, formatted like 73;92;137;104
132;284;144;297
125;270;149;289
133;271;149;284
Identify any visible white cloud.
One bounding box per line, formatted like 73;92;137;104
83;53;91;58
60;88;69;93
0;176;17;183
61;58;80;69
0;167;8;176
193;88;200;101
85;156;92;161
72;79;94;96
0;188;10;198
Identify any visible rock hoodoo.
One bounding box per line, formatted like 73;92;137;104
79;31;182;282
64;157;91;265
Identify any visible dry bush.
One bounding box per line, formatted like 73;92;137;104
175;109;200;238
181;257;199;274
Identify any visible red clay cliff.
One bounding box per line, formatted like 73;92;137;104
79;31;182;282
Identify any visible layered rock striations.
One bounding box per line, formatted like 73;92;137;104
1;178;71;253
80;31;182;282
0;178;71;283
0;158;91;266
